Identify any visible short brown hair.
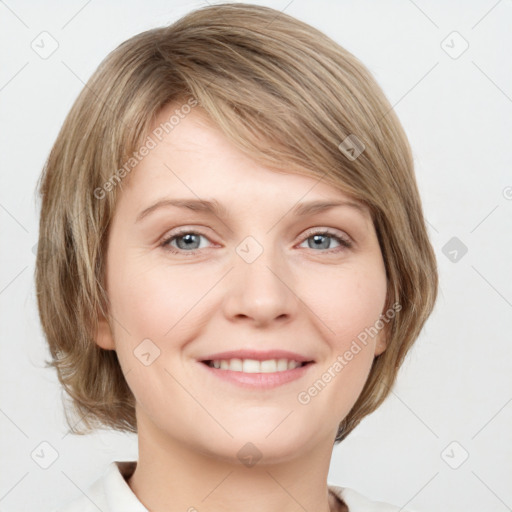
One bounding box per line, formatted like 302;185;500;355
35;2;438;443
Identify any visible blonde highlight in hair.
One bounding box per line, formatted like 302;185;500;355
35;2;438;442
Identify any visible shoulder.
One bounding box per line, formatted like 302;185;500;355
328;484;420;512
53;461;146;512
52;476;109;512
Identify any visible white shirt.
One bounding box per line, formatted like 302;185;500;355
53;461;418;512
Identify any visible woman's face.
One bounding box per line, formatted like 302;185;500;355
96;103;389;463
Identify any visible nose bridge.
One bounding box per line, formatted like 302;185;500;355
224;232;296;323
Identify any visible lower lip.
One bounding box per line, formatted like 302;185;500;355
198;361;314;389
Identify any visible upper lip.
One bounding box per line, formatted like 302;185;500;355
199;349;314;363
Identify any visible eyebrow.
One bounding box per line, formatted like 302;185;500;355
135;197;368;223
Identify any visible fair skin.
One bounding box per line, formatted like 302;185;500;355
95;102;389;512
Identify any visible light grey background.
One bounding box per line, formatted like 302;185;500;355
1;1;511;511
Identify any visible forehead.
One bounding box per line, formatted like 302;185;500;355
118;101;372;223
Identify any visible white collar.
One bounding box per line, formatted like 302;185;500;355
59;460;407;512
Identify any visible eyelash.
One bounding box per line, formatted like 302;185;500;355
160;228;353;256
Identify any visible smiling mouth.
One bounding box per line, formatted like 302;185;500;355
200;359;313;373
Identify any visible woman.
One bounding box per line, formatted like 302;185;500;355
36;3;438;511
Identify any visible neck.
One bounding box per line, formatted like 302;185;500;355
127;412;342;512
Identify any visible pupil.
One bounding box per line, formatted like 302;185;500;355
311;234;329;249
178;233;199;250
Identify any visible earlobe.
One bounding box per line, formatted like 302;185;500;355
374;332;388;357
94;315;116;350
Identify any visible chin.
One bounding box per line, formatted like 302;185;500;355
196;424;318;466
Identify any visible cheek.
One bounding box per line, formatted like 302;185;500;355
295;265;387;424
105;257;216;402
104;260;192;413
109;255;201;341
305;260;388;349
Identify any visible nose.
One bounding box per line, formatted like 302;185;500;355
221;239;299;327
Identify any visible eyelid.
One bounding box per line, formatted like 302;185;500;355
300;226;353;244
159;225;353;255
159;226;217;249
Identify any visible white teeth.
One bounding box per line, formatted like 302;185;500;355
229;358;243;371
277;359;288;371
242;359;261;373
261;359;277;372
206;358;305;373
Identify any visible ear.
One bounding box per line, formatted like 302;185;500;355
94;314;116;350
374;333;387;357
373;319;390;357
374;294;393;357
